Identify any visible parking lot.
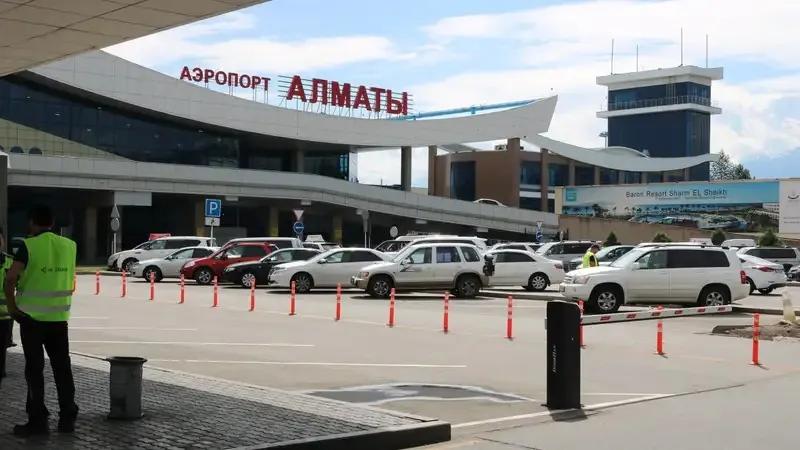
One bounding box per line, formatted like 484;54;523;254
34;275;797;439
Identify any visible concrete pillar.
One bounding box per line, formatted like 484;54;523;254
594;166;601;185
400;146;412;191
641;172;648;184
683;167;690;181
292;149;305;173
83;206;97;263
442;153;452;198
618;170;626;185
507;138;522;207
0;153;7;250
332;214;343;244
427;145;437;195
539;148;549;212
568;160;576;186
268;206;279;236
193;200;205;237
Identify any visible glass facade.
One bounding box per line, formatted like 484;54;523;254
599;168;619;185
0;76;351;179
575;165;595;185
520;161;541;185
450;161;476;201
548;163;568;186
608;82;710;110
621;171;641;184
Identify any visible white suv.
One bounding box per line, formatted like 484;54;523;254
352;243;491;298
108;236;216;273
561;246;749;313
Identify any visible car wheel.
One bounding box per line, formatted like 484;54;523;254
747;278;756;295
456;275;481;299
240;271;257;288
194;268;214;285
143;266;162;282
698;286;730;306
292;272;313;293
527;273;549;292
757;288;773;295
589;286;622;314
121;258;138;274
368;275;393;299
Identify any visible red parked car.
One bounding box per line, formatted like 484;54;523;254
181;241;277;285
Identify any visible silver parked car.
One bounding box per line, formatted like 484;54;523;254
131;246;218;281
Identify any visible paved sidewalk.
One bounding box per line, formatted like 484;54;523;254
733;287;800;315
0;352;449;449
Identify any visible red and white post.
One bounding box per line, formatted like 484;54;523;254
179;274;185;304
148;271;155;301
751;313;760;366
95;271;100;295
656;305;665;355
578;300;585;348
443;291;450;334
387;288;396;327
120;271;127;298
506;295;513;340
335;283;342;321
212;276;219;307
249;281;256;312
289;281;296;316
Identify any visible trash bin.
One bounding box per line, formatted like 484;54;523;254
106;356;148;420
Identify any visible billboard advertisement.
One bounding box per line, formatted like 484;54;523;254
779;179;800;234
562;180;780;232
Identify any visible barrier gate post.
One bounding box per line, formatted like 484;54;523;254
546;301;581;409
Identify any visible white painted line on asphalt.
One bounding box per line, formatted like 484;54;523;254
71;327;198;331
147;359;467;368
70;341;314;347
452;393;673;429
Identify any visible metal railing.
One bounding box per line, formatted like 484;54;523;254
604;95;719;112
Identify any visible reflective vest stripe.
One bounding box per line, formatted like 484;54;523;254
19;304;72;314
17;290;74;298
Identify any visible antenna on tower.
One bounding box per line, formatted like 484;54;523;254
680;28;684;66
705;34;709;67
636;44;639;72
611;38;615;74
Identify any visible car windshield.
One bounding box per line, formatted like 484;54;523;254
535;243;554;255
375;240;409;253
133;241;153;250
596;246;630;261
610;248;648;268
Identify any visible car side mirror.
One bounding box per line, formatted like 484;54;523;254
632;262;642;270
318;259;327;264
401;258;411;266
218;254;227;260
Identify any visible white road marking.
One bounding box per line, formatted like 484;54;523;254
147;359;467;368
70;316;109;320
71;327;197;331
452;394;673;429
70;341;313;347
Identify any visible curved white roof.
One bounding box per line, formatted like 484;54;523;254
29;51;556;147
526;135;719;172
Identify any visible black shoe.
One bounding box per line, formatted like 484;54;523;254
57;418;75;433
7;342;16;348
13;421;48;437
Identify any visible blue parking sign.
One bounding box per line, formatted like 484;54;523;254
205;198;222;218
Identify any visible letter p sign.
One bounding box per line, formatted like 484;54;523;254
205;198;222;218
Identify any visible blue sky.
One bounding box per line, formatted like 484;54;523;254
108;0;800;185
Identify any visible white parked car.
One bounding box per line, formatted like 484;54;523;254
375;235;488;256
737;247;800;273
473;198;504;206
560;245;749;313
352;243;492;298
131;246;218;281
108;236;216;273
490;242;543;253
269;248;391;293
739;254;787;295
485;249;564;291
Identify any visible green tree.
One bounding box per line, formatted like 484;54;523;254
652;232;672;243
758;229;780;246
711;150;753;181
604;231;620;246
711;229;726;246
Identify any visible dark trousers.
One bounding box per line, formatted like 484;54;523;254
18;317;78;422
0;319;10;378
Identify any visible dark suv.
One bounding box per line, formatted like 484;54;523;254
222;248;321;287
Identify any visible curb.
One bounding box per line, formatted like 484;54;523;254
481;290;560;301
238;420;451;450
732;304;800;316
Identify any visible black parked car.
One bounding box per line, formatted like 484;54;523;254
222;248;321;287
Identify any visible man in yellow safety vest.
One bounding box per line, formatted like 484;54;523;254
4;205;78;436
0;226;14;387
581;244;601;268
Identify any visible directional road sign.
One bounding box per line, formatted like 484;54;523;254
292;221;305;235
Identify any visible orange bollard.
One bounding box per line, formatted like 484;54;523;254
121;271;127;298
506;295;513;340
95;271;100;295
335;283;342;321
656;305;665;355
149;271;155;301
387;288;396;327
443;292;450;333
212;276;219;307
578;300;585;348
179;274;185;304
289;281;296;316
751;313;760;366
249;281;256;312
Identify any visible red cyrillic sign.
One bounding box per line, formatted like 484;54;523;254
282;75;409;115
179;66;270;91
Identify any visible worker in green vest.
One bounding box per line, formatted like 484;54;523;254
0;226;14;387
581;244;601;268
4;206;78;437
